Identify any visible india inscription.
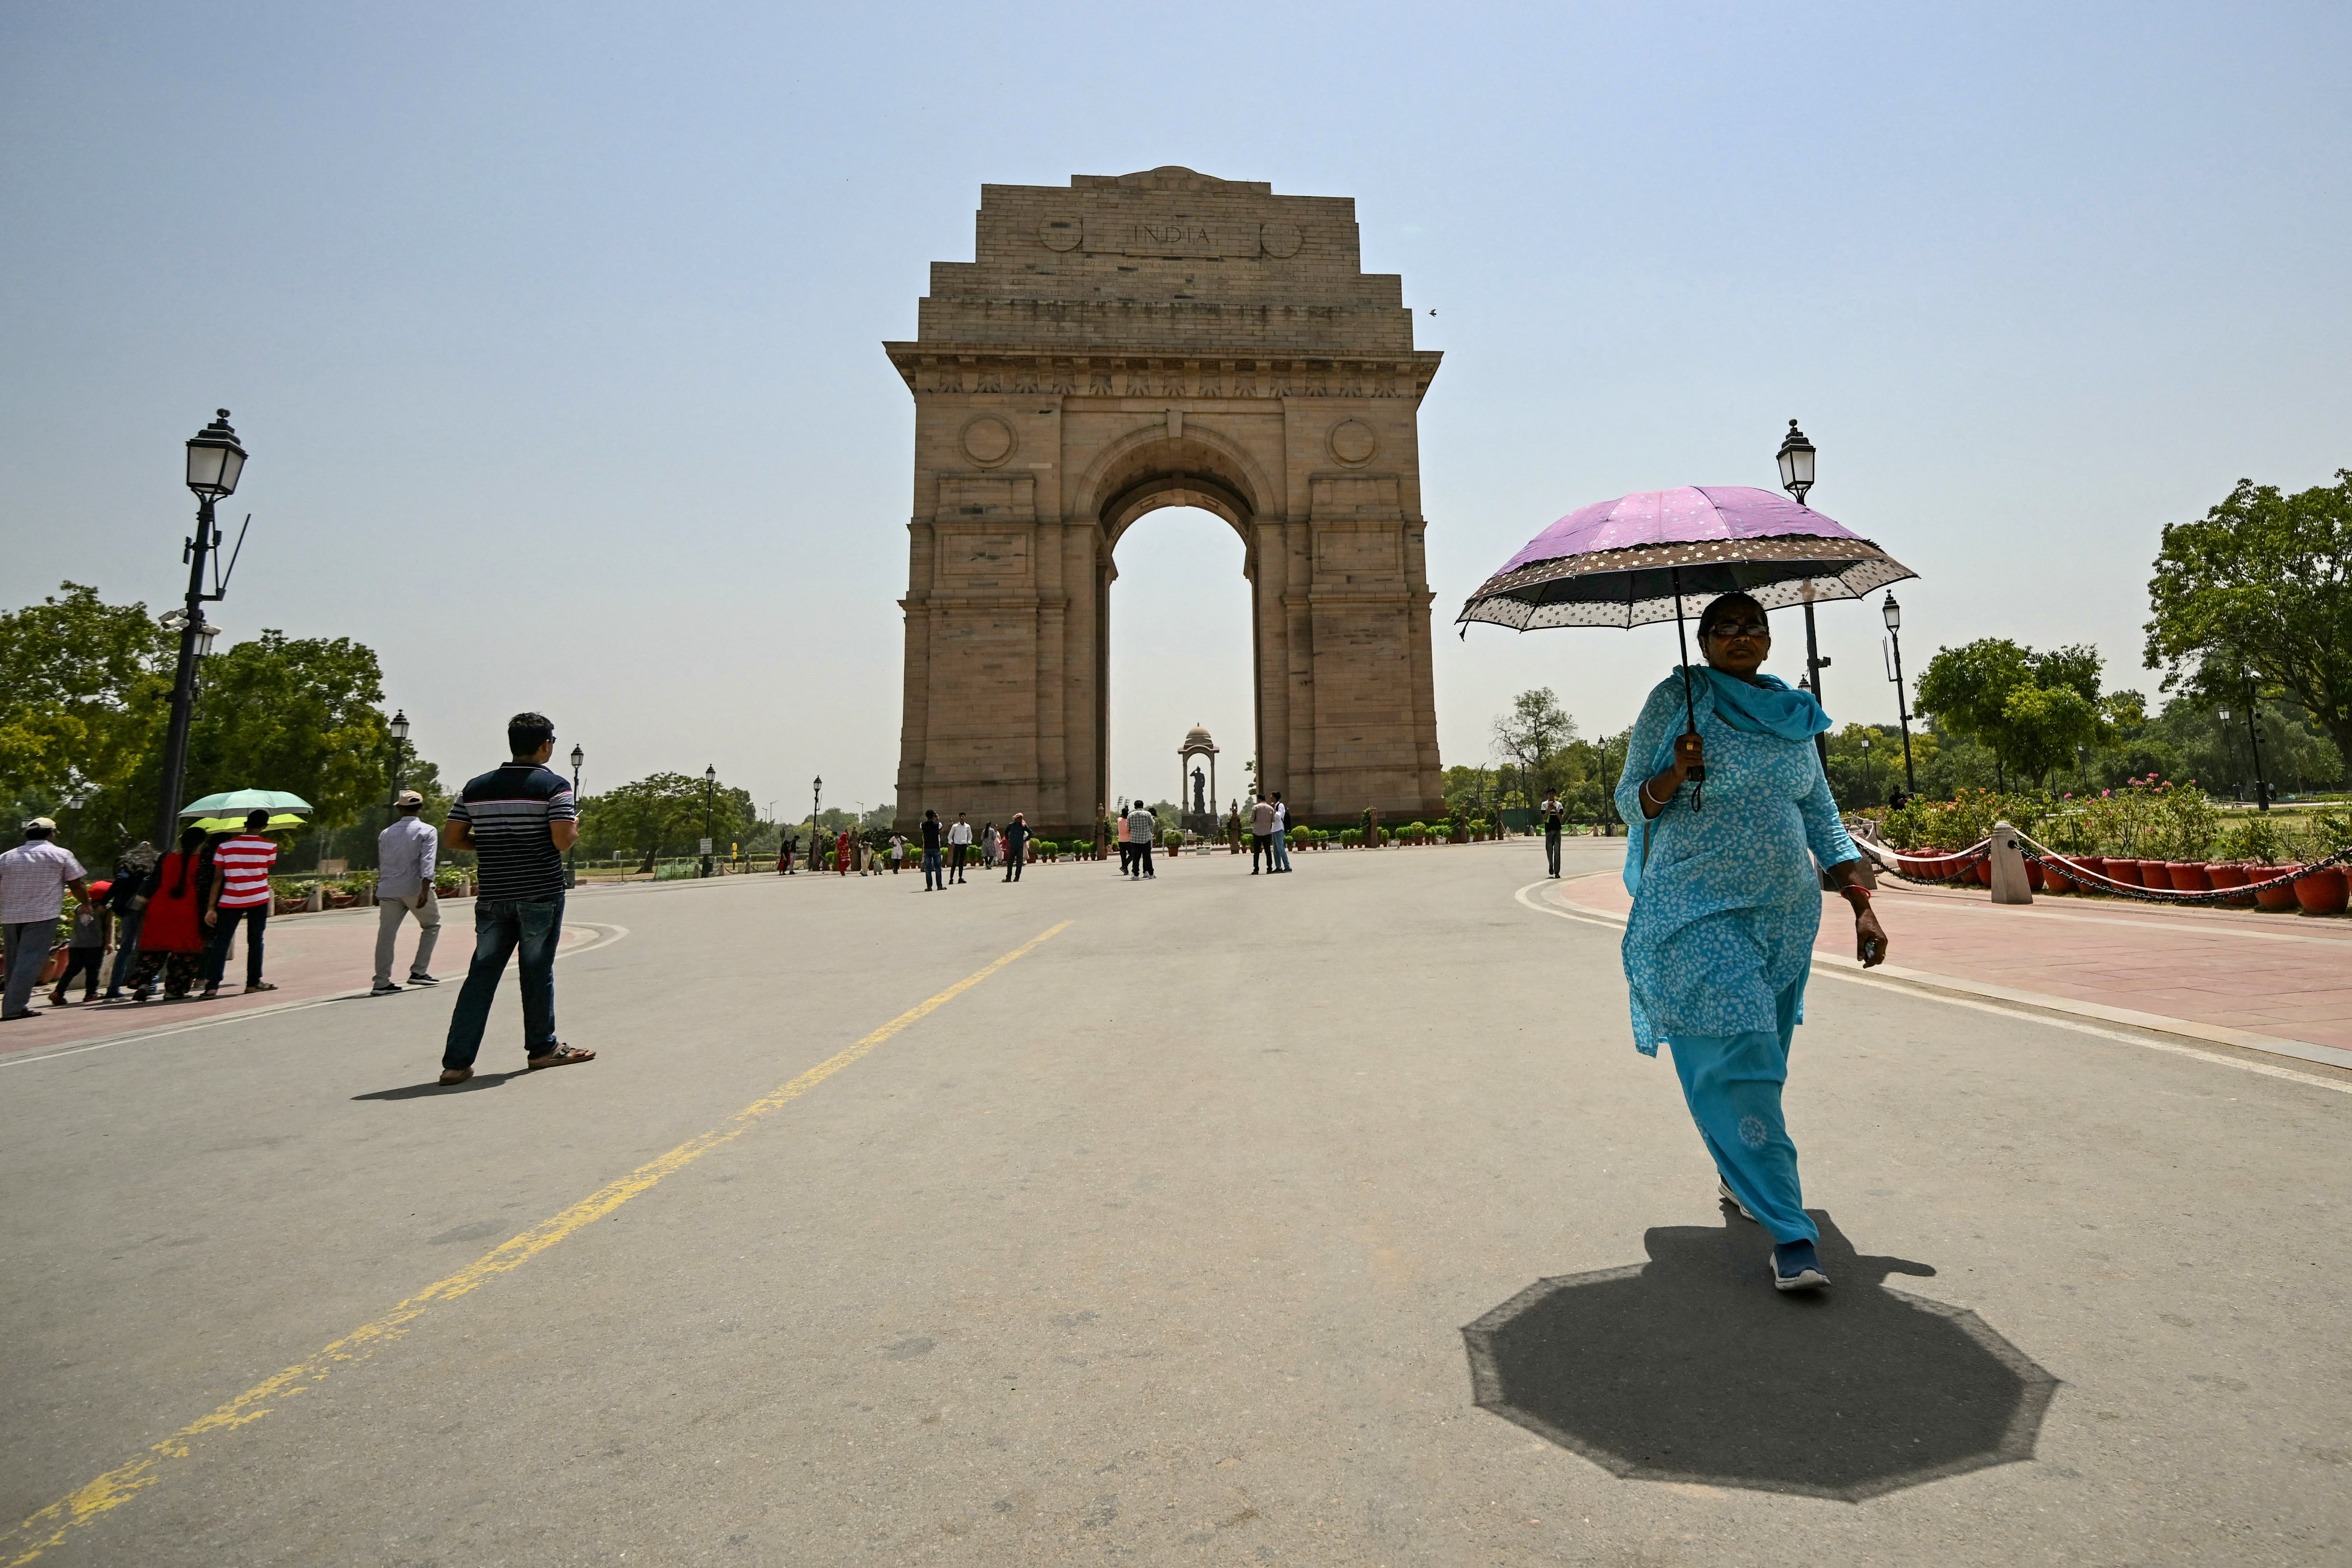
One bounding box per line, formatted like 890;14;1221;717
888;166;1447;836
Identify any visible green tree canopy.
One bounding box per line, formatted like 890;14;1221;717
0;583;175;840
2144;470;2352;780
1914;637;2110;786
181;630;393;833
578;772;756;862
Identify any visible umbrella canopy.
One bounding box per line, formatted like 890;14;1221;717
187;812;309;833
178;788;313;818
1458;486;1914;632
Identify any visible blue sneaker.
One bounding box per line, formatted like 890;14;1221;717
1772;1240;1830;1292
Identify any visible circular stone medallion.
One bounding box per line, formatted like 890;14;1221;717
962;416;1016;467
1039;219;1081;252
1262;221;1303;258
1328;418;1377;466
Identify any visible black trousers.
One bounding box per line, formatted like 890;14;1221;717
54;947;106;1000
201;904;268;990
1546;827;1563;876
1252;832;1274;872
1004;848;1024;881
951;844;967;881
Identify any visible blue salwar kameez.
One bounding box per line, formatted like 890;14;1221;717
1614;667;1858;1245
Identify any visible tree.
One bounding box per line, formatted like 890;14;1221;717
578;772;755;864
1915;638;2108;787
0;583;176;846
182;630;393;833
1492;688;1580;799
2145;470;2352;781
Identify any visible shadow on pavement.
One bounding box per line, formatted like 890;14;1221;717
353;1071;524;1100
1462;1211;2058;1501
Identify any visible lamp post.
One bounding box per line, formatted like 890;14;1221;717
568;744;584;885
1859;733;1875;806
1774;420;1832;773
2242;675;2271;811
1880;592;1918;793
701;764;717;878
385;709;411;806
151;411;247;847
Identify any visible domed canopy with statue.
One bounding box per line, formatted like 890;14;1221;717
1179;725;1220;835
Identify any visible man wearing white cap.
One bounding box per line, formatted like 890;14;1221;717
372;790;442;995
1;817;90;1020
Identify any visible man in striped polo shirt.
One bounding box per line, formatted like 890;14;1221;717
437;712;595;1084
200;809;281;998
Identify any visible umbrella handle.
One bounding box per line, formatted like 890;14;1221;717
1673;569;1706;814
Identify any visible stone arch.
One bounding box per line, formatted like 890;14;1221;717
887;169;1447;837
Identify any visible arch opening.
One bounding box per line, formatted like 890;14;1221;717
1102;505;1255;832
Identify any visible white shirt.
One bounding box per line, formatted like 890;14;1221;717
376;815;440;898
1273;802;1287;830
948;822;973;845
0;840;86;925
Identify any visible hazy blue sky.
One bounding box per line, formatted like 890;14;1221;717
5;3;2346;815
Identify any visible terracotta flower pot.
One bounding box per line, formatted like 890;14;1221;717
2025;860;2047;892
2167;862;2213;893
2041;861;2075;894
1970;860;1993;887
2104;858;2144;888
2292;866;2349;917
2206;862;2257;909
2253;866;2302;911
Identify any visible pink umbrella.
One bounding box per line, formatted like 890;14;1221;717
1458;485;1916;809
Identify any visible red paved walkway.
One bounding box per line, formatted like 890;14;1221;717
1550;870;2352;1062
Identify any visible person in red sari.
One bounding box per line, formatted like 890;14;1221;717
126;826;210;1001
835;829;853;876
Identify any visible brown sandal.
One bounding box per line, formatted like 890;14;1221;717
438;1067;473;1085
526;1045;596;1071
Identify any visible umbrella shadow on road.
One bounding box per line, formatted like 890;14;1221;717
1462;1211;2058;1501
353;1071;526;1100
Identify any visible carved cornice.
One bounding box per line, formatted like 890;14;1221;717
881;343;1443;402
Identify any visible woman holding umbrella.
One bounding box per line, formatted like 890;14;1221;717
1614;591;1889;1293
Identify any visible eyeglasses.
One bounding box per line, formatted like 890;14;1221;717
1706;621;1772;640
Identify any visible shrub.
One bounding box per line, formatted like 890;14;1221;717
1339;828;1361;846
2151;782;2219;862
2214;816;2292;865
2297;805;2352;861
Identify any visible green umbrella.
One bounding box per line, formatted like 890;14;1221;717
178;788;313;818
188;812;309;833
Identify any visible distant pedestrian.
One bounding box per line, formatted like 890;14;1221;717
98;842;158;1001
1126;801;1157;879
778;834;795;875
920;809;944;891
1115;802;1133;874
2;816;92;1020
1250;797;1278;874
1271;793;1292;873
437;711;595;1085
890;832;906;874
1224;801;1244;854
372;789;442;994
125;826;209;1002
1003;813;1029;882
947;812;972;883
980;821;998;871
199;809;280;1000
1543;790;1565;878
47;878;112;1005
835;830;853;876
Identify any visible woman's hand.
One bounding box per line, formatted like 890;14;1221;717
1855;905;1889;967
1673;731;1705;772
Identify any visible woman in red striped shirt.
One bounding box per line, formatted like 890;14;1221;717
200;810;281;999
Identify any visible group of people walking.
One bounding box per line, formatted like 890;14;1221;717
0;809;291;1019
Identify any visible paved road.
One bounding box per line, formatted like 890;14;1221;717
5;839;2349;1565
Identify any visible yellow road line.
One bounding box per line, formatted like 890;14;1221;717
3;920;1073;1566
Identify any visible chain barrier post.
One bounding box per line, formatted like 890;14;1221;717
1988;820;2033;905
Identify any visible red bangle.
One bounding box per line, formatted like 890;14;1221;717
1840;885;1872;905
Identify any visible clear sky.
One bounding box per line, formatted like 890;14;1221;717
5;3;2346;815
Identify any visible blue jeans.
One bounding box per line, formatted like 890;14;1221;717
443;894;563;1071
922;848;943;889
1272;831;1291;870
201;904;269;990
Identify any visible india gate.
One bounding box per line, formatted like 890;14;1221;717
887;167;1446;836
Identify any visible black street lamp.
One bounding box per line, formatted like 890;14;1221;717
569;744;584;885
1860;733;1876;805
386;709;411;806
1880;592;1918;794
151;411;247;847
1774;420;1831;772
808;775;821;876
700;764;718;878
2241;675;2271;811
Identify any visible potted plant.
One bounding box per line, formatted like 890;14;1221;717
2209;816;2286;909
2290;807;2351;916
